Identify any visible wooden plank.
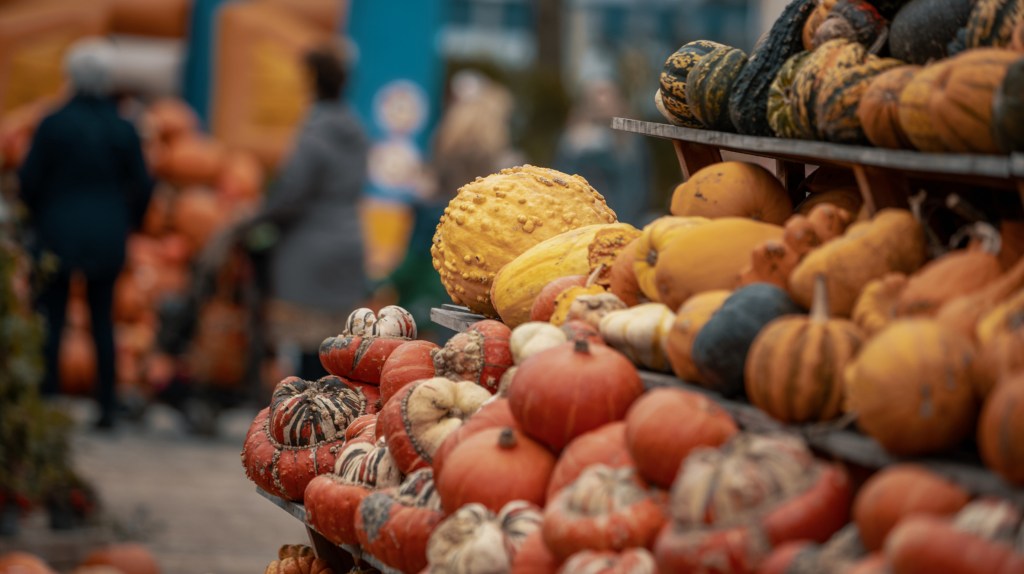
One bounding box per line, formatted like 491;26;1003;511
673;139;722;179
853;165;911;214
307;528;357;571
430;307;487;333
613;118;1016;185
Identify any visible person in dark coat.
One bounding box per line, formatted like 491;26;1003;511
239;42;371;381
18;38;155;429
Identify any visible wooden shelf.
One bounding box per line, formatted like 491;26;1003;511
611;117;1024;214
255;487;400;574
430;306;1024;507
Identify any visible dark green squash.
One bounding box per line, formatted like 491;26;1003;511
791;39;868;140
685;45;748;132
992;58;1024;152
690;283;804;398
658;40;728;128
768;51;813;138
728;0;818;136
812;0;890;51
948;0;1024;54
815;56;904;143
889;0;974;63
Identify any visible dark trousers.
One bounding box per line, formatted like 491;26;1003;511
37;268;118;422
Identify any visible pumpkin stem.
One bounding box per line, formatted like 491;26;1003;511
585;263;606;288
498;427;517;449
951;221;1002;256
573;338;591;354
811;274;830;322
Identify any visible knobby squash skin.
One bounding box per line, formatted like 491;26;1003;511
691;283;804;398
685;45;748;132
658;40;728;128
729;0;818;136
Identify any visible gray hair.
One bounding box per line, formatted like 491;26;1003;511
64;37;117;96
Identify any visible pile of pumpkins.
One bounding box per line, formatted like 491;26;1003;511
238;162;1023;572
0;542;161;574
58;97;266;398
654;0;1024;154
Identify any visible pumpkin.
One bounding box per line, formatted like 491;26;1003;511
588;224;643;288
897;226;1004;317
654;217;785;312
691;283;804;397
811;0;889;50
954;0;1024;52
333;437;403;487
426;500;543;573
885;515;1024;574
993;57;1024;153
897;58;955;151
851;273;908;335
888;0;974;64
159;134;226;186
304;473;373;547
319;306;416;385
490;222;638;328
978;372;1024;484
145;98;199;144
431;164;617;318
356;468;444;574
170;186;227;254
597;303;675;372
509;322;569;364
803;0;840;50
975;289;1024;397
757;525;869;574
556;292;628;329
740;204;854;288
843;319;978;456
933;48;1021;153
670;162;793;224
377;377;492;474
845;555;891;574
263;544;333;574
241;405;347;501
633;216;709;303
746;276;865;423
0;553;55;574
543;465;667;562
768;51;814;139
654;433;852;573
729;0;819;136
791;39;869;141
508;339;643;452
436;427;557;514
431;398;517;480
952;497;1023;541
79;544;160;574
268;376;367;446
511;530;560;574
657;40;729;127
815;55;904;144
216;149;264;200
663;290;732;383
936;254;1024;339
624;388;738;489
433;319;513;394
344;413;378;444
857;65;921;149
532;275;588;322
685;45;749;131
852;464;971;551
789;209;926;317
379;339;439;406
559;549;658;574
608;238;644;307
546;421;633;500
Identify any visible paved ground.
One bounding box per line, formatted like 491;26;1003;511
0;398;309;573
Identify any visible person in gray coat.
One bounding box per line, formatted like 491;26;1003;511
242;43;370;381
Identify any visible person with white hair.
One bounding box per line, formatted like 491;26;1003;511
18;36;155;430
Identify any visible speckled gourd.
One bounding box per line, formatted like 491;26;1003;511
431;165;617;318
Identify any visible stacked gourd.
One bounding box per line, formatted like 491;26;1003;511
655;0;1024;153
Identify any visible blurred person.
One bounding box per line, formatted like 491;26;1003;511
554;78;653;227
376;70;522;341
18;37;155;430
231;41;371;382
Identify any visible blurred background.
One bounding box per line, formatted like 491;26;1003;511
0;0;779;571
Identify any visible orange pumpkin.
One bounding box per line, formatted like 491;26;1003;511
897;227;1003;317
857;65;921;149
378;339;439;406
663;290;732;383
669;162;793;225
431;398;517;481
852;464;970;551
624;388;737;488
0;552;56;574
843;320;978;456
546;421;632;500
937;254;1024;339
608;237;644;307
886;515;1024;574
975;289;1024;398
510;530;559;574
80;543;160;574
978;372;1024;485
747;276;865;423
531;275;588;322
216;149;264;200
158;134;227;186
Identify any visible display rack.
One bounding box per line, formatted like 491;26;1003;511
430;306;1024;507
